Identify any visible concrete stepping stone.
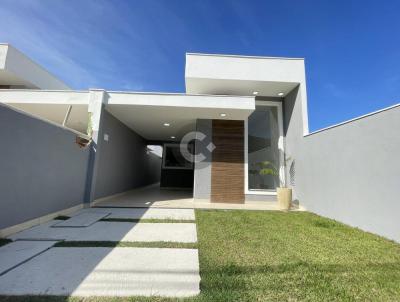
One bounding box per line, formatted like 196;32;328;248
10;222;197;243
53;212;110;227
8;221;64;241
0;240;57;275
73;207;195;220
0;247;200;297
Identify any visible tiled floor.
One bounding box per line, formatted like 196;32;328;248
94;183;284;211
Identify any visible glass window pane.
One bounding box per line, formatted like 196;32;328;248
163;145;193;169
248;105;280;190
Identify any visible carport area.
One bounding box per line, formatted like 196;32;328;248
0;89;281;212
94;183;195;208
90;91;255;205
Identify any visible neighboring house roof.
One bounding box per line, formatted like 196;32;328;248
0;43;70;90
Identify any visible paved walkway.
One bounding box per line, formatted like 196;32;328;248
0;207;200;297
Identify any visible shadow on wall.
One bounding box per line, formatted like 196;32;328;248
0;103;90;230
282;85;299;137
93;111;162;200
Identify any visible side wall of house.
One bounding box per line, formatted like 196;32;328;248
0;104;89;229
297;105;400;242
93;110;161;199
284;86;400;242
283;85;307;201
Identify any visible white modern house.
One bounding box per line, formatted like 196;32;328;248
0;43;399;243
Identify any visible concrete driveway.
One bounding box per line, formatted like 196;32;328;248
0;207;200;297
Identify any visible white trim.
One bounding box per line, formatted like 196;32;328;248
246;190;277;196
186;52;305;60
107;90;254;98
107;92;255;110
244;100;284;195
62;105;72;126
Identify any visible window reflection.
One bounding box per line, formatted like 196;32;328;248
248;105;280;190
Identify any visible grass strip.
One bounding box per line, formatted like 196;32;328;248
54;240;198;249
100;218;195;223
0;238;12;247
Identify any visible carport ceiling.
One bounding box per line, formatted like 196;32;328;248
105;92;255;141
106;105;197;141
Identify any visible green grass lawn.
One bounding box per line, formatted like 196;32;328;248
195;210;400;301
1;210;400;302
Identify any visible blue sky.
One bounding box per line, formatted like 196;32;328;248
0;0;399;131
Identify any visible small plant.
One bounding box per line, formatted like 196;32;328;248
258;161;279;177
249;160;279;186
250;154;292;188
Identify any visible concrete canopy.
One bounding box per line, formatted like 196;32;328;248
106;91;255;141
185;53;306;97
185;53;309;135
0;89;255;141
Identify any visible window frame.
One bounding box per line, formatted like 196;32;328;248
244;100;285;195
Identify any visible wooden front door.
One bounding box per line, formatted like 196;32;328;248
211;120;245;203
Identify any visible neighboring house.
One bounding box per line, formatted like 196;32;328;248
0;43;399;243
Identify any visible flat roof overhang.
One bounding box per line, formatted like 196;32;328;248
185;53;306;97
106;92;255;141
0;90;255;141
